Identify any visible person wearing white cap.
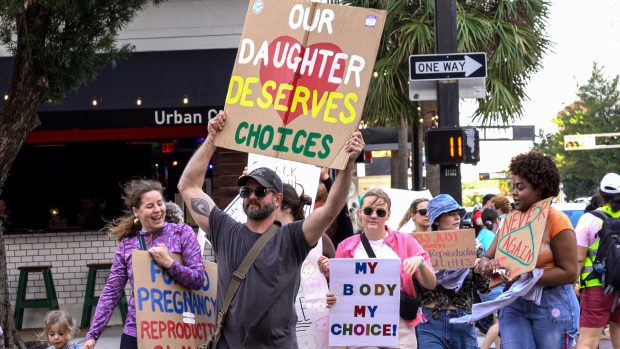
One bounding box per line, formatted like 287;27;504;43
576;172;620;349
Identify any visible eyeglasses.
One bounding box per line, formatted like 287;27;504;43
362;207;388;217
239;187;274;199
415;209;427;216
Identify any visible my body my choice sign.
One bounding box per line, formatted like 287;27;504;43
216;0;386;169
328;258;400;347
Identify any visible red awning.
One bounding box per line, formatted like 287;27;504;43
25;125;206;143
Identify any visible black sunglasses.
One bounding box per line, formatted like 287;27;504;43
415;208;428;216
239;187;274;199
362;207;388;217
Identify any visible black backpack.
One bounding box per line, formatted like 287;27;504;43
587;210;620;295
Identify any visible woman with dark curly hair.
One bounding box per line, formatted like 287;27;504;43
475;151;580;349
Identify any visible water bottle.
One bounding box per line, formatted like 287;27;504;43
593;260;605;274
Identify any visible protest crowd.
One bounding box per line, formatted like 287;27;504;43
4;3;620;349
69;109;616;349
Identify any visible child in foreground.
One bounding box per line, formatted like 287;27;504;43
42;310;80;349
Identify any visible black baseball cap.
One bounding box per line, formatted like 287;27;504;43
236;167;283;193
482;193;496;205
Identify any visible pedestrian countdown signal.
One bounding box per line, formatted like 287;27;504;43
425;128;480;165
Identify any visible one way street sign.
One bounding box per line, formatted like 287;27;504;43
409;53;487;81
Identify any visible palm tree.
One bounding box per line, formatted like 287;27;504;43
340;0;551;191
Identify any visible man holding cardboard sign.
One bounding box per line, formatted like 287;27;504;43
178;110;363;348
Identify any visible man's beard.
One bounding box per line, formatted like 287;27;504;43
244;199;276;220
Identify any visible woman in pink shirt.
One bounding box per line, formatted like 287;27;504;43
323;188;436;349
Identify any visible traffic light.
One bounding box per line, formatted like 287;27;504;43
563;134;596;151
564;140;582;150
479;173;490;180
425;127;480;164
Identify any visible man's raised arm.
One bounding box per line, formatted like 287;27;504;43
302;131;364;246
177;111;227;232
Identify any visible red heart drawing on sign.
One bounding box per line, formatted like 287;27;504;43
259;35;344;125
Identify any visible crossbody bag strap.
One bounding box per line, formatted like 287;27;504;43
360;232;376;258
138;234;148;251
211;223;280;343
590;210;611;240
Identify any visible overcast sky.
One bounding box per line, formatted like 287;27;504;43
459;0;620;181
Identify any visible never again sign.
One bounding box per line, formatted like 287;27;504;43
217;0;385;169
495;198;551;278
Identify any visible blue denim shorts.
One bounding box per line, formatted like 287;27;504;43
499;284;580;349
416;307;478;349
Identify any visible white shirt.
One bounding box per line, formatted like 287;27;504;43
353;237;400;259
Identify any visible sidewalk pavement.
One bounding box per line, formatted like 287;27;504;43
74;325;123;349
21;325;613;348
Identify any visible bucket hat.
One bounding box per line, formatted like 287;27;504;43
428;194;466;226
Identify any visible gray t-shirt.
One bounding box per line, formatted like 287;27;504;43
209;207;311;349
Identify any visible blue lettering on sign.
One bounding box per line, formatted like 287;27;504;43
343;284;353;295
151;288;164;312
136;287;149;311
135;286;218;316
162;270;175;285
331;324;342;335
355;262;367;274
150;261;162;282
201;269;211;291
149;260;177;285
163;290;173;312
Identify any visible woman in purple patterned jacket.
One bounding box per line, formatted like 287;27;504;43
84;180;205;349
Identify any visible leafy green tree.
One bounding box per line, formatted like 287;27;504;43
340;0;551;191
534;64;620;200
0;2;162;348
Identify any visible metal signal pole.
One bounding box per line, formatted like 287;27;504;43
435;0;462;203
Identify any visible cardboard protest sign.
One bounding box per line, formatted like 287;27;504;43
328;258;400;347
295;236;330;349
412;229;476;270
223;153;321;223
217;0;386;169
199;153;321;252
494;198;552;278
132;251;217;349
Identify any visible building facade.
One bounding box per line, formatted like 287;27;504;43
2;0;246;328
